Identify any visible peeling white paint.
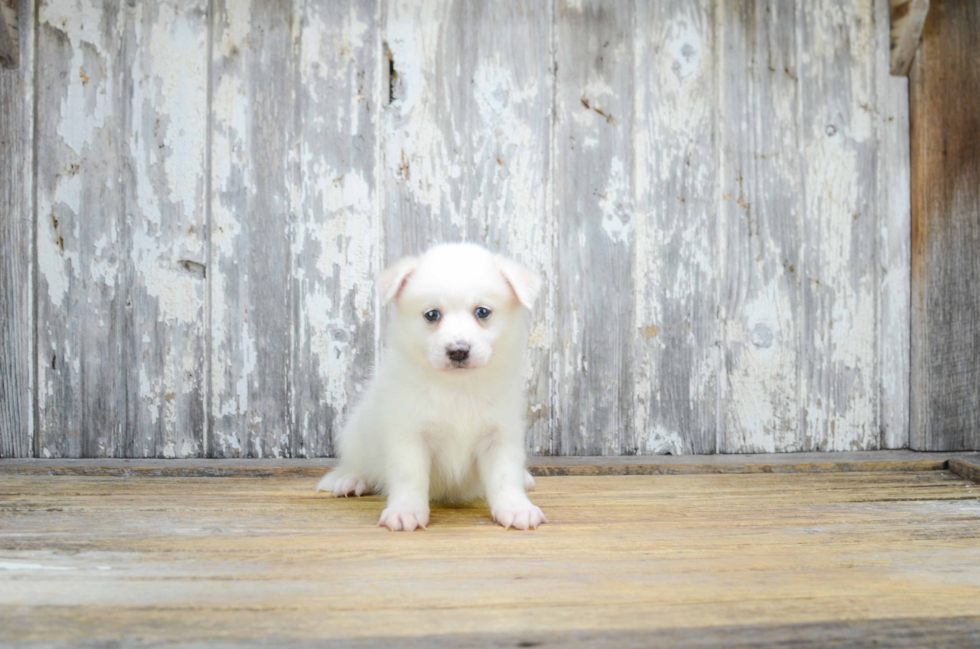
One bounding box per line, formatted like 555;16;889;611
385;0;465;230
37;212;70;306
599;156;631;244
149;5;208;215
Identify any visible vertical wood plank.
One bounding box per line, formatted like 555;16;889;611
209;0;294;457
289;0;381;457
798;0;880;450
382;0;458;254
126;0;209;458
632;0;717;454
909;0;980;451
383;0;555;453
34;0;107;457
35;0;208;457
876;0;911;449
554;0;633;455
717;0;803;453
211;0;381;457
0;0;33;457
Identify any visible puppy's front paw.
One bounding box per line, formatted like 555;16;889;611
379;508;430;532
492;502;547;530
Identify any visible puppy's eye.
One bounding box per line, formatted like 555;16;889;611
423;309;441;323
474;306;492;320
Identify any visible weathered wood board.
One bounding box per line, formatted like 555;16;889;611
877;0;913;450
889;0;930;76
3;0;923;456
799;0;880;452
2;449;971;477
209;0;382;459
1;470;979;645
717;0;802;453
34;0;209;458
554;0;635;456
633;0;717;455
0;0;33;457
909;0;980;451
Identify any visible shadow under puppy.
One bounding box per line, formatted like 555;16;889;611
317;243;546;531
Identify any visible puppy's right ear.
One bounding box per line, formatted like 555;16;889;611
378;256;418;303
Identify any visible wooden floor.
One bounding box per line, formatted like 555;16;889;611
2;458;980;647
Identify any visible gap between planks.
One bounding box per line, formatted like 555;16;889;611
1;451;978;480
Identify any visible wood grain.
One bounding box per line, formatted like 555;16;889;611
717;0;803;452
0;0;32;457
209;0;380;458
70;617;975;649
799;0;880;451
35;0;209;458
910;0;980;451
632;1;717;455
889;0;930;76
948;456;980;484
1;470;978;645
877;0;913;449
555;0;635;455
209;0;295;458
287;0;381;458
2;449;968;477
4;619;980;649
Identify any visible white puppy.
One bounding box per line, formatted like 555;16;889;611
316;243;546;531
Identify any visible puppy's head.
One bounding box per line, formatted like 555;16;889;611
379;244;540;372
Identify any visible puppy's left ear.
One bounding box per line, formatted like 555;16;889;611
378;255;418;303
495;256;542;309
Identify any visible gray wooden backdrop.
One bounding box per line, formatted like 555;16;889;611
1;0;912;458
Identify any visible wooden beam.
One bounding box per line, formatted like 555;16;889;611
948;457;980;484
3;451;977;477
0;0;16;69
890;0;929;76
910;0;980;450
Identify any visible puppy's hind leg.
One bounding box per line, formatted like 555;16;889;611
524;470;536;492
316;470;373;497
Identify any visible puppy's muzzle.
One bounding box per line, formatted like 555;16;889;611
446;343;470;363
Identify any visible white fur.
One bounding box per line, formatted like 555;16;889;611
317;243;546;531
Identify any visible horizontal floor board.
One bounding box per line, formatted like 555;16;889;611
2;470;979;646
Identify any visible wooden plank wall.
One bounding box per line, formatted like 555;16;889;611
909;0;980;450
1;0;922;457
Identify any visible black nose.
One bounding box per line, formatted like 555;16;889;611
447;344;470;362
